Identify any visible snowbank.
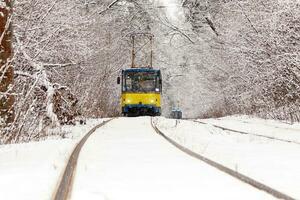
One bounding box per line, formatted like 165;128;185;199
155;116;300;199
0;118;106;200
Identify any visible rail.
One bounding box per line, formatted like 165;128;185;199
193;120;300;146
52;118;114;200
151;117;295;200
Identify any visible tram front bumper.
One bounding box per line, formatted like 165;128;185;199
123;104;161;114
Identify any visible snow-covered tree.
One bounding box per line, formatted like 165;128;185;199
182;0;300;121
0;0;14;129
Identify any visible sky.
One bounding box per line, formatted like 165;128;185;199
155;0;185;23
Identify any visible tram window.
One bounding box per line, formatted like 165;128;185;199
124;71;158;92
126;79;132;91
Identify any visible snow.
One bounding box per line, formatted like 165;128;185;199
0;139;74;200
0;1;6;9
71;117;273;200
0;118;106;200
1;116;299;199
199;115;300;143
155;116;300;199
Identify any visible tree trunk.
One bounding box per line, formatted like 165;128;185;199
0;0;14;126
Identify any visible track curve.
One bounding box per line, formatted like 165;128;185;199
52;118;114;200
151;118;295;200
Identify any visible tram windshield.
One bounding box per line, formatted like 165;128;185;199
124;71;160;93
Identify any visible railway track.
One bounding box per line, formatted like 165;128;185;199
213;118;300;131
151;118;295;200
193;120;300;146
52;117;296;200
52;118;114;200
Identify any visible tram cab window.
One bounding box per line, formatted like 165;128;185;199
124;71;160;93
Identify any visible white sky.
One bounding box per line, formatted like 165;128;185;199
156;0;184;22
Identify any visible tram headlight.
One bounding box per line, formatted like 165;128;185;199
124;99;131;104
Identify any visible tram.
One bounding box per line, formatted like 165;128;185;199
117;33;162;116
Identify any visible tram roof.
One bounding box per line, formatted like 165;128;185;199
123;68;160;73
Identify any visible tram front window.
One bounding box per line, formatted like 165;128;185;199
124;72;159;93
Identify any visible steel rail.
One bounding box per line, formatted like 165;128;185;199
151;118;295;200
213;118;300;132
194;120;300;145
52;118;114;200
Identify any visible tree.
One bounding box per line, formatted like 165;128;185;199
0;0;14;127
182;0;300;121
0;0;159;143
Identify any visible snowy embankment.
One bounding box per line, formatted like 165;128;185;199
199;115;300;143
0;119;105;200
155;116;300;199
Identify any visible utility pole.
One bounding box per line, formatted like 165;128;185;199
0;0;14;126
131;35;135;68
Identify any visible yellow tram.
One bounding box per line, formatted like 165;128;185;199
118;68;162;116
117;33;162;116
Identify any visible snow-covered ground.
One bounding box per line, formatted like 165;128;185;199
155;116;300;199
0;139;74;200
72;117;273;200
1;116;299;199
199;115;300;143
0;119;105;200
